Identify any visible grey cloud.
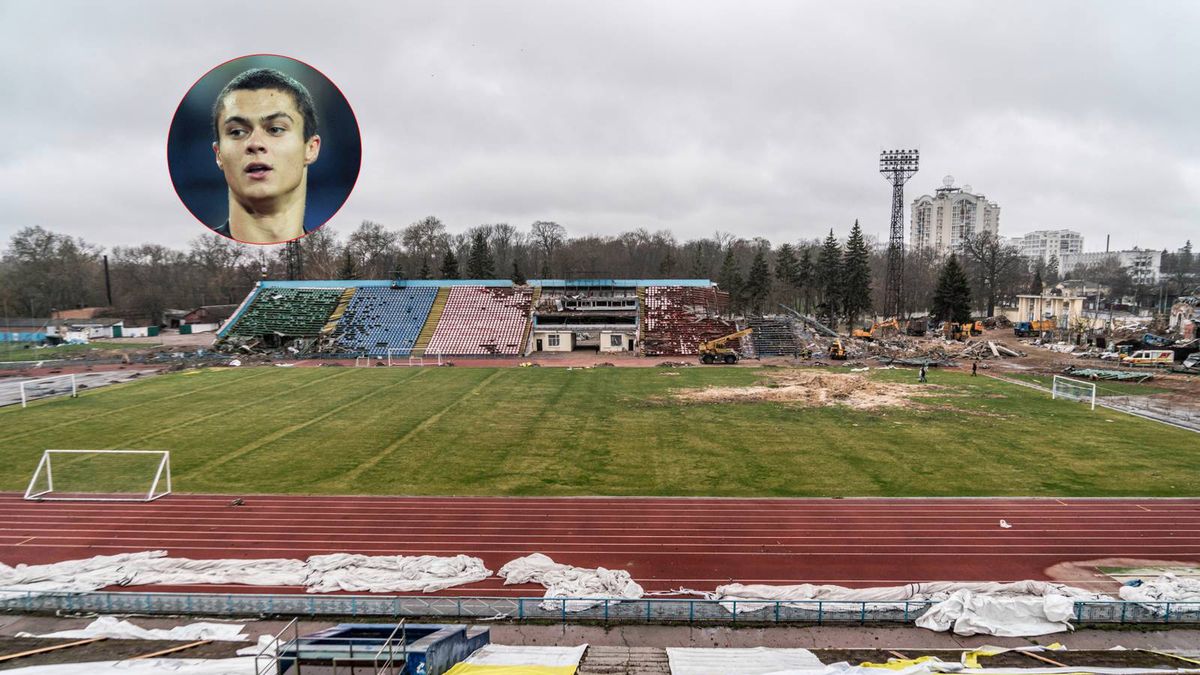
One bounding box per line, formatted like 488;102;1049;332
0;0;1196;252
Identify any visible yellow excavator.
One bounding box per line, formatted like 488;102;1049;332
851;318;901;341
698;328;753;364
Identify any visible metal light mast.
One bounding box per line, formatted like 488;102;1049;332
879;149;919;318
285;240;303;280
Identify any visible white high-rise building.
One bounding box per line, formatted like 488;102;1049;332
910;176;1001;253
1017;230;1084;264
1060;248;1162;284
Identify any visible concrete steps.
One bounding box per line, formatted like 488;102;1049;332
578;646;670;675
412;287;451;353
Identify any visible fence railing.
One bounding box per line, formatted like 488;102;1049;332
1;590;1198;626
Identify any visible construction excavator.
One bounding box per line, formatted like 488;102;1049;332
851;318;901;341
698;328;753;364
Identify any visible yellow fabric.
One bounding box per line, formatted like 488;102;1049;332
961;647;1008;669
442;665;576;675
859;656;941;670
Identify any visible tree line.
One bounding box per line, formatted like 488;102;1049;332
1;220;1195;330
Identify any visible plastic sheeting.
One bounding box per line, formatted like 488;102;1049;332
703;580;1104;637
16;616;248;641
1118;574;1200;604
0;658;257;674
443;644;586;675
0;550;491;596
667;647;823;674
499;553;643;611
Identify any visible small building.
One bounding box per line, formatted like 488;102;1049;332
183;304;239;326
1014;290;1085;325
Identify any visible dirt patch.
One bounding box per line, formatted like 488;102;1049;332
1045;557;1200;593
672;370;932;410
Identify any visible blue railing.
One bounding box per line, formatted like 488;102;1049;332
1;590;1197;626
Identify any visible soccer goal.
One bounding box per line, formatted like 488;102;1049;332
24;450;172;501
1052;375;1096;410
18;374;77;408
354;355;373;367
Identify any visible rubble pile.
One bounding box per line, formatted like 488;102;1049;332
958;340;1025;359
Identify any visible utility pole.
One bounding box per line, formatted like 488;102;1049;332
285;240;303;280
880;149;919;319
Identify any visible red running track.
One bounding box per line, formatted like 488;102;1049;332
0;494;1198;596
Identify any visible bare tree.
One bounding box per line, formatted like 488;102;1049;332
530;221;566;277
401;216;448;278
346;220;399;278
959;232;1025;317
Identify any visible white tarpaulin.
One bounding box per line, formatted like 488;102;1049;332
461;644;588;666
1118;574;1200;604
0;658;257;675
667;647;823;675
702;580;1105;637
499;553;644;611
16;616;248;641
0;550;491;596
913;590;1078;637
305;553;492;592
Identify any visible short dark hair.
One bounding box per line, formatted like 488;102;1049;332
212;68;319;142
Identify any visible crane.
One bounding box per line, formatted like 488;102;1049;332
698;328;753;364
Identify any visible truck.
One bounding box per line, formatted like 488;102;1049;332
851;318;900;341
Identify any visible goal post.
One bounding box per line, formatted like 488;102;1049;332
1052;375;1096;411
24;450;172;502
19;374;77;408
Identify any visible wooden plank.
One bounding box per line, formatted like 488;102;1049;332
887;650;909;660
1021;650;1069;668
133;640;212;659
0;637;107;662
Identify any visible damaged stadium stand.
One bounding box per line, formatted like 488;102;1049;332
412;287;452;355
222;287;344;340
332;287;439;357
426;286;534;355
747;316;804;357
641;286;736;356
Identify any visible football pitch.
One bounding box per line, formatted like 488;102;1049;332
2;365;1195;497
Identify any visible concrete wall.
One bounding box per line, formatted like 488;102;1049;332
534;331;574;352
599;331;633;352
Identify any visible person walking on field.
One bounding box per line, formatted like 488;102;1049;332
972;360;978;376
918;363;928;383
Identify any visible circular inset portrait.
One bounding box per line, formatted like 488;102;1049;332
168;54;361;245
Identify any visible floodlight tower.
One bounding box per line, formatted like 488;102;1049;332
879;149;919;318
285;240;303;280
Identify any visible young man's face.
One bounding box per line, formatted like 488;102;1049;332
213;88;320;207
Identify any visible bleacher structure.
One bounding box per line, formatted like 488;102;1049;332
640;286;736;356
218;279;740;357
745;316;806;357
332;287;438;357
221;287;344;345
426;286;533;356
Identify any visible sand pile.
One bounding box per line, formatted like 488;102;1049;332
672;369;926;409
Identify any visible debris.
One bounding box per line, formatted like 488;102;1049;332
1063;367;1154;382
671;370;929;409
1000;519;1012;529
229;498;244;507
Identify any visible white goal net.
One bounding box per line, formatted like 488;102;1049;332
1052;375;1096;410
18;374;77;408
24;450;172;502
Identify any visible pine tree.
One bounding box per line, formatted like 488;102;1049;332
815;230;842;327
1030;269;1043;295
440;249;460;279
1046;254;1060;284
466;231;494;278
932;254;972;323
775;243;799;307
511;260;527;285
718;248;744;313
840;220;872;326
745;248;772;314
796;248;813;314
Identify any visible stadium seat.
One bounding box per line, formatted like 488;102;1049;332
332;287;439;357
425;287;533;355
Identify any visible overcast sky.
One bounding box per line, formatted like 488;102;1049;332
1;1;1196;253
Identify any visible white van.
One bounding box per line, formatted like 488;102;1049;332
1121;349;1174;367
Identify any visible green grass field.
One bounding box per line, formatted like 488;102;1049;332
2;365;1196;497
0;341;159;362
